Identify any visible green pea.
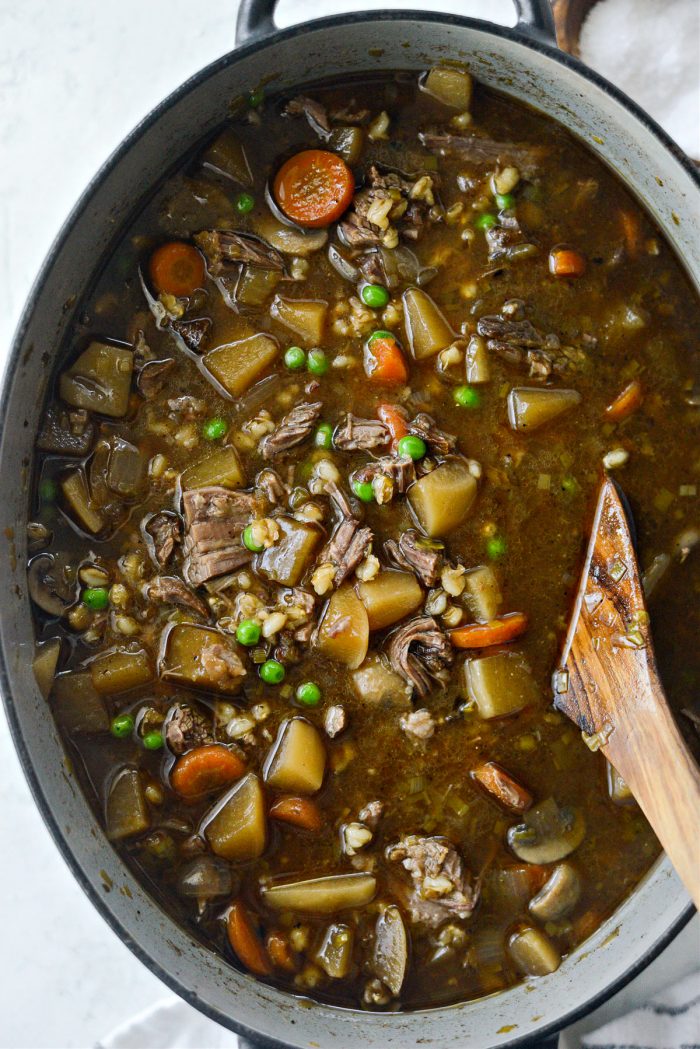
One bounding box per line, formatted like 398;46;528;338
314;422;333;450
82;587;110;611
352;479;374;503
143;731;164;751
202;417;228;441
475;212;498;230
243;524;264;553
260;659;285;684
284;345;306;370
296;681;322;707
307;348;329;376
361;284;390;309
453;385;481;409
236;619;261;646
110;713;134;739
235;192;255;215
248;87;264;108
39;479;57;503
495;193;515;210
487;535;507;560
397;434;427;461
561;475;579;495
368;329;395;344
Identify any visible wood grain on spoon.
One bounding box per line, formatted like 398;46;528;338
554;476;700;909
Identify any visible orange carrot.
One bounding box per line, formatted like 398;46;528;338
449;611;528;649
572;907;604;945
149;241;205;297
273;149;354;228
549;247;586;278
605;379;643;421
471;761;533;814
227;900;272;975
269;795;322;832
620;210;641;257
266;931;297;972
170;745;245;799
377;403;410;446
364;337;409;384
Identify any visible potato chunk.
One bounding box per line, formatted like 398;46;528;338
403;288;454;359
315;585;369;668
52;670;109;733
203;333;279;398
408;459;477;537
256;516;322;586
264;717;326;794
180;445;245;490
462;565;502;622
262;872;376;914
271;295;327;345
106;767;150;841
316;923;355;978
202;128;253;185
61;469;105;535
351;655;411;708
423;65;473;110
357;571;423;630
159;624;245;694
507;387;581;432
90;648;153;695
60;342;133;418
463;650;539;719
34;638;61;700
203;773;266;861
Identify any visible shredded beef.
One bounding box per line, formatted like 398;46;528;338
168;395;207;419
181;486;255;586
338;164;435;247
195;230;285;274
37;405;95;456
386;835;479;927
387;615;453;698
137;358;176;399
418;131;548;177
384;529;442;587
256;468;288;506
320;518;373;587
144;511;182;567
356;455;416;500
260;401;323;460
145;575;209;618
165;702;215;755
358;800;384;829
284;95;331;135
329;100;370;123
334;414;390;451
477;313;543;348
200;640;246;688
357;251;387;286
409;413;457;455
171;317;211;353
477;305;566;379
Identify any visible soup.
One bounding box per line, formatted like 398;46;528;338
27;66;700;1010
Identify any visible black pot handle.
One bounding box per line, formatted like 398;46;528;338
513;0;558;43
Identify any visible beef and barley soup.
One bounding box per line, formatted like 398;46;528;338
28;67;700;1010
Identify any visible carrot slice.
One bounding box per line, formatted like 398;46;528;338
227;900;272;976
449;611;528;649
471;761;533;814
149;241;205;297
377;403;410;446
269;795;322;832
364;337;409;385
620;211;641;257
548;247;586;278
273;149;354;228
605;379;643;421
266;931;297;972
170;745;245;799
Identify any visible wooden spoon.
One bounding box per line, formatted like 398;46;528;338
554;476;700;908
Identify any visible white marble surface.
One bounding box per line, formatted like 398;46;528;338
0;2;697;1048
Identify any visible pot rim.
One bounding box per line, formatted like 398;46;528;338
1;9;696;1048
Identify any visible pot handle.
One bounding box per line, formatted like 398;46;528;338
236;1;558;47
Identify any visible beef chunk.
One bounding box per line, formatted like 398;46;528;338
409;413;457;455
260;402;323;460
484;214;530;263
400;708;436;740
37;405;95;456
355;455;416;503
170;317;212;353
168;395;207;419
284;95;331;135
333;414;390;451
165;702;215;755
477;305;563;379
477;312;543;348
385;529;443;587
338;164;436;248
319;517;373;587
200;640;247;689
357;250;387;286
256;468;288;506
418;131;548;177
144;511;182;567
145;575;209;618
137;359;176;399
181;486;255;586
386;835;479;927
387;616;452;698
324;704;347;738
195;230;285;274
358;800;384;830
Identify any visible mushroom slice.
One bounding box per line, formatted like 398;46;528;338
528;863;581;922
507;798;585;864
255;211;328;256
373;905;408;996
508;926;561;976
28;552;76;617
261;872;376;914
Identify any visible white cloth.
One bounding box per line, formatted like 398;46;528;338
581;970;700;1049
